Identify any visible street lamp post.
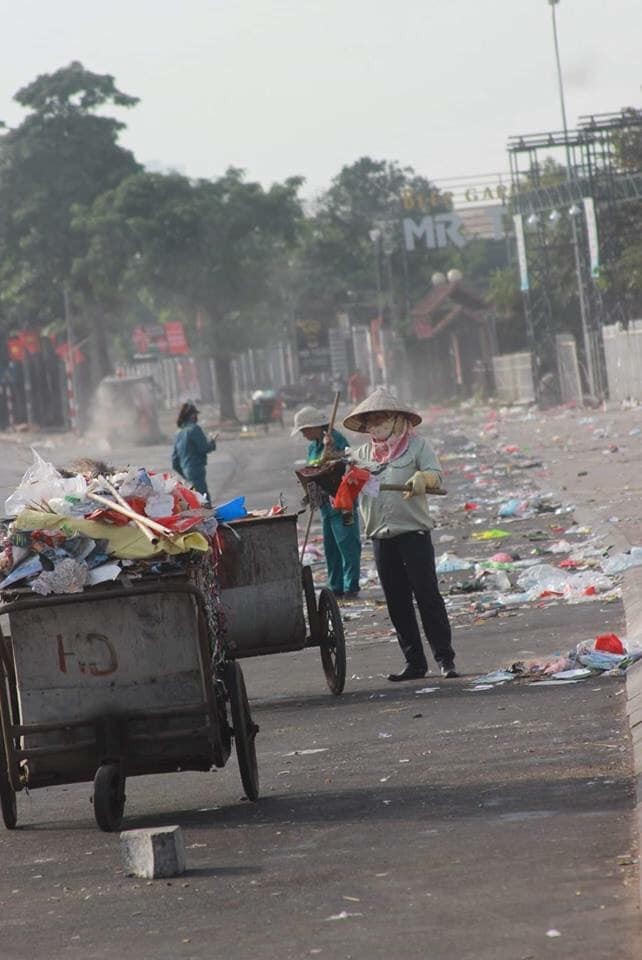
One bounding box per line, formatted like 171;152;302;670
368;228;384;321
547;0;596;397
368;227;389;387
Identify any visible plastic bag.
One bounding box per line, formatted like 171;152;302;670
516;563;611;601
601;547;642;575
4;449;86;517
332;467;371;511
145;493;175;518
516;564;569;596
436;552;473;574
117;467;153;500
31;558;89;596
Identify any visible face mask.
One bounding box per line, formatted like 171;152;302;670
369;416;397;441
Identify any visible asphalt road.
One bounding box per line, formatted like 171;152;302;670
0;411;638;960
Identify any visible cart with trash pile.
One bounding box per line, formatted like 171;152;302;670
0;569;260;832
216;513;347;695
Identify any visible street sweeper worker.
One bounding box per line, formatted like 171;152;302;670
172;402;217;504
344;387;457;681
291;405;362;599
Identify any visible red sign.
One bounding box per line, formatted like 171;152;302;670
22;330;41;355
55;342;85;367
7;330;42;361
165;321;189;355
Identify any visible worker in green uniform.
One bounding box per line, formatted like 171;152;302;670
292;406;362;599
172;401;217;504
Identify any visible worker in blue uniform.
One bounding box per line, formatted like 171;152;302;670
172;401;217;504
292;406;361;599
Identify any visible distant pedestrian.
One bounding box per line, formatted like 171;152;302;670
172;401;217;504
292;405;362;599
348;369;368;405
345;388;457;681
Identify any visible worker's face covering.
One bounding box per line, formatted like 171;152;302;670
369;416;414;464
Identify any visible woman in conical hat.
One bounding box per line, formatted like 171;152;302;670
344;388;457;681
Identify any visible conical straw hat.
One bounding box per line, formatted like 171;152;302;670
343;388;422;433
290;405;328;436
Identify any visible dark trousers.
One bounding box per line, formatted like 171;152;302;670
373;531;455;671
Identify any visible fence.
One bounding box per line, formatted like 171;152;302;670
602;320;642;401
555;334;583;405
231;343;298;399
491;352;535;404
122;357;206;409
123;343;298;410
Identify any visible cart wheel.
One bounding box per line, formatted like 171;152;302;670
318;588;346;696
93;763;125;832
302;565;320;641
0;740;17;830
223;661;259;802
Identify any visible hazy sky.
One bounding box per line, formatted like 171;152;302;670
1;1;640;195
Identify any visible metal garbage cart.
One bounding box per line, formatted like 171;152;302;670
0;574;259;832
216;514;346;695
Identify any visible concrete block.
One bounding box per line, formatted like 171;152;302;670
120;826;186;879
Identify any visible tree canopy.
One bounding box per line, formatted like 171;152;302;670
0;61;140;336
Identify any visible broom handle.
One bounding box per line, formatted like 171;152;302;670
97;476;159;544
327;390;341;435
380;483;448;495
86;492;175;537
319;390;342;464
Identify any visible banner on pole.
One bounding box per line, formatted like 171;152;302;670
582;197;600;279
513;214;529;292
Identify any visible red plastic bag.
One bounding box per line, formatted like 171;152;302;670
173;484;203;512
594;633;624;654
332;466;371;511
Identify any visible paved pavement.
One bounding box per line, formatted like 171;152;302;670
0;404;639;959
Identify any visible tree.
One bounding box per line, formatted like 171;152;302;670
301;157;455;326
0;62;140;379
487;267;525;352
77;168;304;419
602;109;642;316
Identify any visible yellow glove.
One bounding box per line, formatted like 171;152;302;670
422;469;442;491
403;470;441;499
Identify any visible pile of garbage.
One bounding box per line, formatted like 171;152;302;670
472;633;642;689
0;451;221;596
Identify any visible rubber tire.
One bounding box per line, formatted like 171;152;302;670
302;564;320;642
0;739;17;830
224;661;259;802
318;588;347;696
93;763;125;832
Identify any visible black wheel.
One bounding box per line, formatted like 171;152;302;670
93;763;125;832
318;588;346;696
0;739;17;830
302;565;320;641
223;661;259;802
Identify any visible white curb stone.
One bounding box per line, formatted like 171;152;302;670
120;826;186;879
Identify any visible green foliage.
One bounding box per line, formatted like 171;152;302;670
0;62;139;333
77;168;304;350
290;157;457;326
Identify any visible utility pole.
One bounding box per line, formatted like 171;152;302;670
63;287;79;433
547;0;596;397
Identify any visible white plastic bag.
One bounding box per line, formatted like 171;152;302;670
436;552;473;574
4;449;86;518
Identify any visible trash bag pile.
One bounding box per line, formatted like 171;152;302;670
0;450;220;596
471;632;642;690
